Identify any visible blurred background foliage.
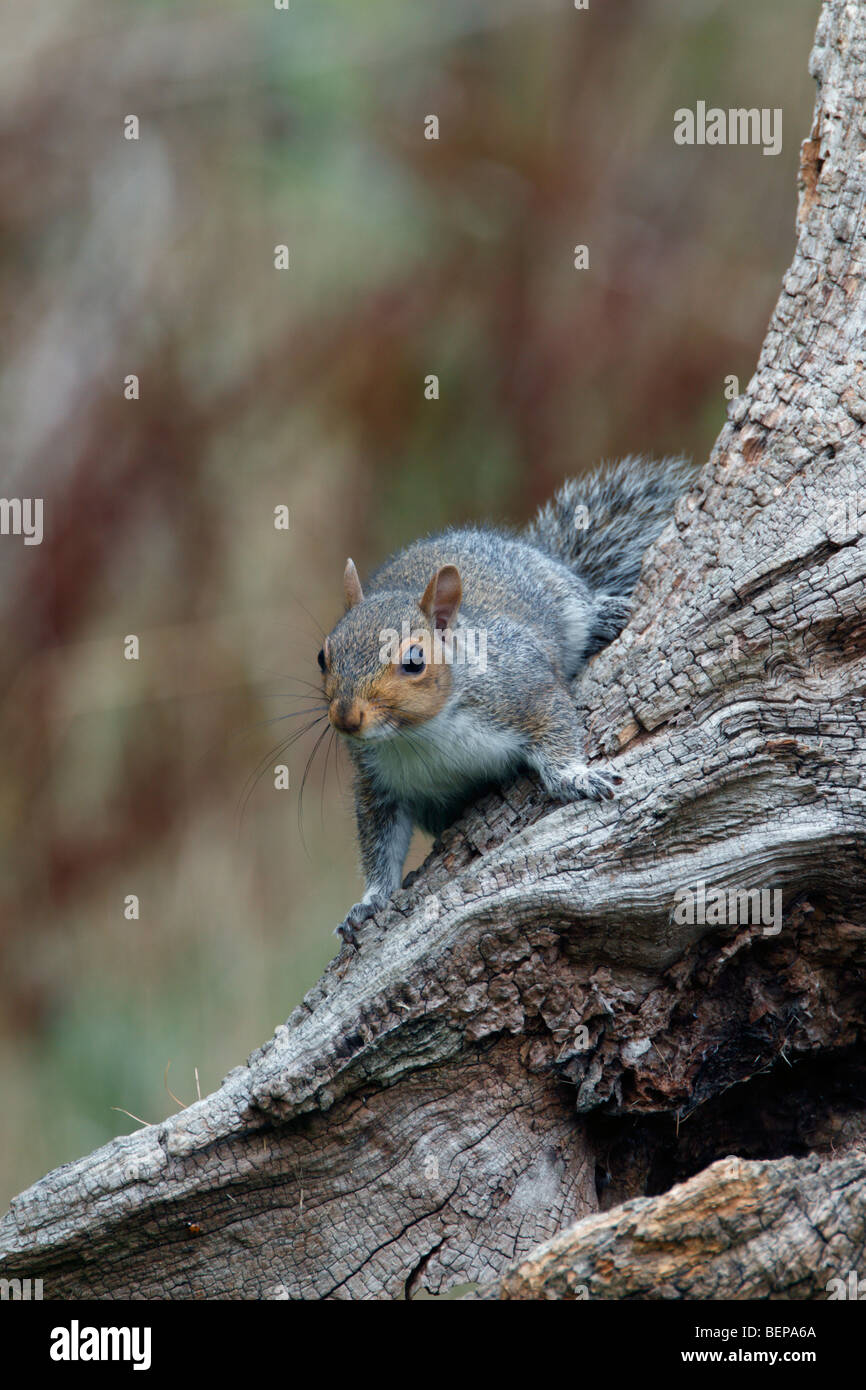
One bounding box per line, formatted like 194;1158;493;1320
0;0;818;1206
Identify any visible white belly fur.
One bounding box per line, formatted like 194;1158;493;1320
363;706;525;809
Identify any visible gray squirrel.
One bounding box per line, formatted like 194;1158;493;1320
318;456;692;944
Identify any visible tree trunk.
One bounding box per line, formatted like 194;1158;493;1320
3;0;866;1301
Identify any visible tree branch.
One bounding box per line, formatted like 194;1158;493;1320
476;1151;866;1300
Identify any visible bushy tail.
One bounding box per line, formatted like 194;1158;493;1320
524;454;694;598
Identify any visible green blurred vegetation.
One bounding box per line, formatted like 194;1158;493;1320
0;0;819;1207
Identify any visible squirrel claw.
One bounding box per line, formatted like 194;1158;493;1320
335;919;358;947
334;895;388;946
582;768;618;801
542;761;619;804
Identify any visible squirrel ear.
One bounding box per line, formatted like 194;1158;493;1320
420;564;462;630
343;558;364;610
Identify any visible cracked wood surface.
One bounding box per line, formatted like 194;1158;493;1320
476;1150;866;1300
2;0;866;1299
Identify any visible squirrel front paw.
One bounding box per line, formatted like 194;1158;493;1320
540;760;619;803
334;893;389;946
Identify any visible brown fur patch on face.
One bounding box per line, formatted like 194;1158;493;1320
369;630;452;729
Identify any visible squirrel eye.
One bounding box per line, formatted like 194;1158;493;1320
317;647;326;673
400;644;426;675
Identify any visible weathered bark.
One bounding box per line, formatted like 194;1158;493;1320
479;1151;866;1300
2;0;866;1299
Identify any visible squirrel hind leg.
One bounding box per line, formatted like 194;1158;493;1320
583;593;632;659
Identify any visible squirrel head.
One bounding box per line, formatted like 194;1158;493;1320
319;559;462;739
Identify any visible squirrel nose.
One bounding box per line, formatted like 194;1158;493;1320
330;700;364;734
